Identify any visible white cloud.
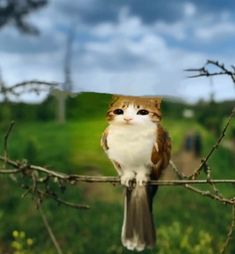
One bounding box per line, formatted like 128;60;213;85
0;0;235;103
72;24;208;99
184;2;197;17
154;21;187;41
195;21;235;41
92;8;146;39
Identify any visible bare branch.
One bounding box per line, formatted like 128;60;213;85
0;168;22;174
169;160;188;179
185;60;235;84
204;162;224;198
190;107;235;180
220;205;235;254
34;188;90;210
185;184;235;205
0;78;60;101
1;162;235;186
3;121;15;165
38;204;64;254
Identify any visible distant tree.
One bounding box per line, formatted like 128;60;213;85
0;0;56;122
0;0;48;34
54;27;75;124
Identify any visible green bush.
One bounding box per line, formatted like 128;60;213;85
157;222;215;254
11;230;34;254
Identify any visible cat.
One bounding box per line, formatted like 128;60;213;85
101;95;171;251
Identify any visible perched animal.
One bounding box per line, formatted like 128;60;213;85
101;95;171;251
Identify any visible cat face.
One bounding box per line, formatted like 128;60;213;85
107;96;162;126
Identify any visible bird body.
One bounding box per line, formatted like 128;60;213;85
107;121;156;171
101;96;171;251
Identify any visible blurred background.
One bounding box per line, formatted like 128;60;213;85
0;0;235;254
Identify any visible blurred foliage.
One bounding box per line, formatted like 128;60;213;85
193;100;234;135
0;93;234;127
0;0;48;35
7;223;219;254
67;93;112;120
157;222;214;254
11;230;34;254
0;98;56;124
0;93;234;253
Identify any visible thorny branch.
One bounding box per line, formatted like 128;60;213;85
183;60;235;253
185;60;235;84
0;77;59;100
190;107;235;180
220;205;235;254
1;162;235;186
3;120;15;165
38;204;64;254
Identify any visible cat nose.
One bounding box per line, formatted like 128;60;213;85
124;117;133;122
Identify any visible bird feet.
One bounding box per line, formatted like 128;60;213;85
136;172;150;186
120;171;135;188
120;171;150;187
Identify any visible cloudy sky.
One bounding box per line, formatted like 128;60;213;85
1;0;235;102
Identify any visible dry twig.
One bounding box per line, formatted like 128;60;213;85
1;161;235;186
38;204;64;254
220;205;235;254
3;121;15;166
185;60;235;84
189;107;235;180
0;79;59;100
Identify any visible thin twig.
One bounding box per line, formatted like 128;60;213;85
0;79;60;100
38;204;63;254
3;121;15;165
0;168;22;174
1;80;58;94
36;189;90;209
190;107;235;180
220;205;235;254
204;162;224;198
186;60;235;84
10;80;59;89
185;184;234;205
169;160;188;179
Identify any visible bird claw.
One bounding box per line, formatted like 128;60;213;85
136;173;150;186
120;172;135;188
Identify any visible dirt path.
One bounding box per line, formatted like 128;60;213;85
161;151;201;180
222;140;235;153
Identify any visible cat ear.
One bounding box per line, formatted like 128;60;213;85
151;97;162;109
110;95;120;106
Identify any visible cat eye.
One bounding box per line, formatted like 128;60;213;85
113;109;124;115
137;109;149;115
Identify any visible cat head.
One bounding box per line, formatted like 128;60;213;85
107;95;162;126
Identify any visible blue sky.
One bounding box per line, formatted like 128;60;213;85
0;0;235;102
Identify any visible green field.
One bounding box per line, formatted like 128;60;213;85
0;95;234;254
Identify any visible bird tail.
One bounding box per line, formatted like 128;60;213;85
121;185;156;251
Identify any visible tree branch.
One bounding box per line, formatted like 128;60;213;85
190;107;235;180
185;60;235;84
38;204;64;254
220;205;235;254
185;184;235;205
1;161;235;186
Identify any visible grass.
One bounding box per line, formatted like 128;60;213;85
0;117;234;253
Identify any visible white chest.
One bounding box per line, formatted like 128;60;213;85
107;124;157;167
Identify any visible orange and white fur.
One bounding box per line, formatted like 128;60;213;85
101;96;171;251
